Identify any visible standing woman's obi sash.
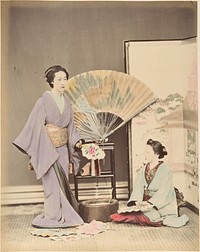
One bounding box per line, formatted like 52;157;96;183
45;124;68;148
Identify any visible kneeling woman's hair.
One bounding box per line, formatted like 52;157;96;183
147;139;168;159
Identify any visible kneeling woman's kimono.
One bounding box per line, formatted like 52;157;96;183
111;162;189;228
13;91;84;228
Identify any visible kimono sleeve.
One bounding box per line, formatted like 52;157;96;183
13;97;59;179
67;105;81;175
127;167;145;205
148;167;175;209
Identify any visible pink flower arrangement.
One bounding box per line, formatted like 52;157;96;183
82;143;105;160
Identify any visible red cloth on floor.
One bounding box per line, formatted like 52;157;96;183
110;211;162;227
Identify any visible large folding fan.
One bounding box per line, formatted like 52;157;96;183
65;70;157;141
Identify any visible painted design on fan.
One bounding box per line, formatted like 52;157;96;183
65;70;156;141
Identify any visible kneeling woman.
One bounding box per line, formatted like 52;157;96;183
111;139;189;228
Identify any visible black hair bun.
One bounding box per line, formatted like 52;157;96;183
159;145;168;159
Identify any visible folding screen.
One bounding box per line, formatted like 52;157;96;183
124;38;198;208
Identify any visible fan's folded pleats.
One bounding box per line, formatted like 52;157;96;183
65;70;157;141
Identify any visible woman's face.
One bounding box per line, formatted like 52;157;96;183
52;71;68;93
144;145;157;163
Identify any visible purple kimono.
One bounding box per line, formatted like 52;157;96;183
13;91;84;227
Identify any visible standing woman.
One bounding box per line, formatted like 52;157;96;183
111;139;189;227
13;65;84;228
